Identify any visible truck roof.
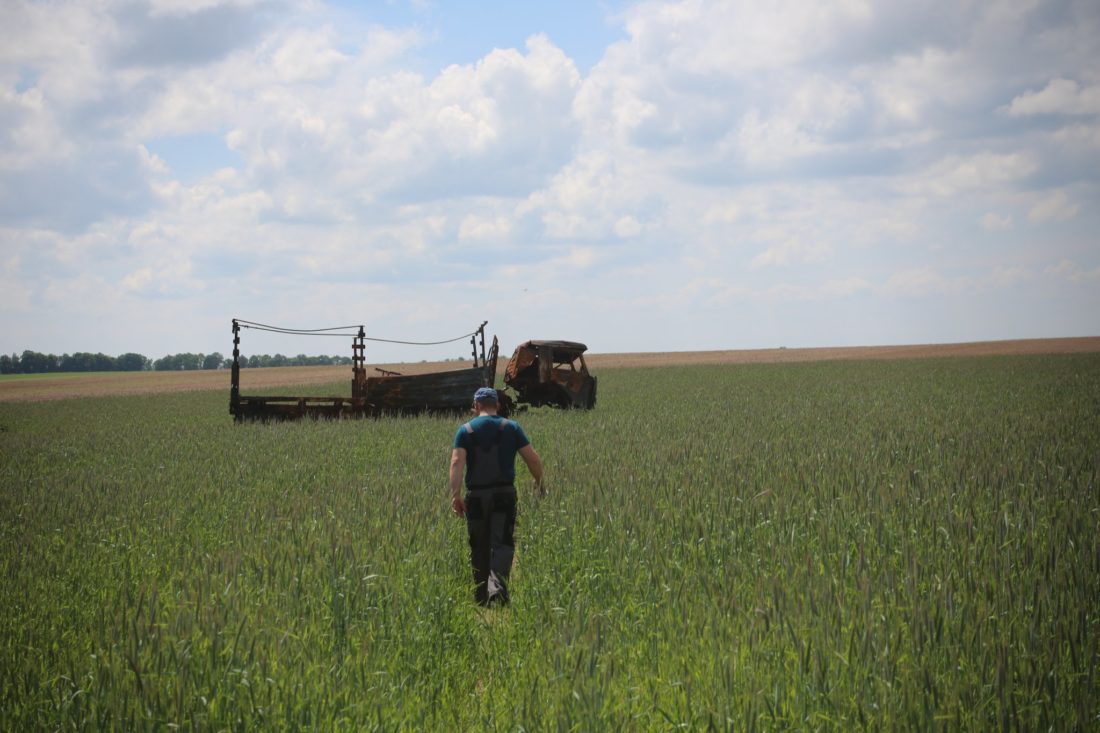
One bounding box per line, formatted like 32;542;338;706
518;340;588;353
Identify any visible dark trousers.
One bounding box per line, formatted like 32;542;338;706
464;487;517;606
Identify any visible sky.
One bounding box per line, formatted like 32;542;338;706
1;0;1098;362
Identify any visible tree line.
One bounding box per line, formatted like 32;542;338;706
0;350;353;375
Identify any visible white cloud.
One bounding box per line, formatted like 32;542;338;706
491;245;598;284
881;268;970;297
147;0;265;17
904;152;1037;198
754;277;873;303
862;47;965;126
0;252;32;311
750;242;791;268
270;27;349;83
1028;190;1079;223
703;202;740;225
121;267;154;293
735;109;824;165
521;151;654;240
458;214;511;241
1045;259;1100;284
0;86;74;167
1006;78;1100;117
119;250;204;297
0;2;113;107
1051;123;1100;150
980;212;1013;231
41;272;125;311
820;277;871;297
133;26;576;204
987;265;1031;288
575;1;884;169
614;215;642;238
750;235;834;268
619;0;872;75
552;247;597;270
765;283;818;302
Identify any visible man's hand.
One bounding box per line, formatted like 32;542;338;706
518;445;544;496
449;447;467;516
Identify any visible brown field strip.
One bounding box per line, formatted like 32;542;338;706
1;336;1097;403
584;336;1100;369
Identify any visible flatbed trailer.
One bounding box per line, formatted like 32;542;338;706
229;319;499;421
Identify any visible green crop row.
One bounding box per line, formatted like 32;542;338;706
1;354;1097;730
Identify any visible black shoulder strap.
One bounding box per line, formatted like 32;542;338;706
465;419;511;452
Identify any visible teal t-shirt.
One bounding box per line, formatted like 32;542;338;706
453;415;531;488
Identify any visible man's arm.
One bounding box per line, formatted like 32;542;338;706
449;448;467;516
518;444;544;496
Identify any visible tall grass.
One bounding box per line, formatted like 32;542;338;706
1;354;1097;729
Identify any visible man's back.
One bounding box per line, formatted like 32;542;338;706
454;415;530;489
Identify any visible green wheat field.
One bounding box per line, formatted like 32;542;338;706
1;355;1098;730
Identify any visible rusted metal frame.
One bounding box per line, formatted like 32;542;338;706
484;336;499;387
363;366;488;412
239;395;352;404
237;395;356;420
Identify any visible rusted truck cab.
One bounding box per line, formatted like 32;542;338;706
504;340;597;409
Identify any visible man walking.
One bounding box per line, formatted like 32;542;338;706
449;387;543;606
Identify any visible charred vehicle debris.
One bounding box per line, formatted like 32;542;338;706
229;319;596;421
504;340;597;410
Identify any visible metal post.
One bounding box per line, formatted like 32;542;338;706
230;319;241;417
478;321;487;364
352;326;365;402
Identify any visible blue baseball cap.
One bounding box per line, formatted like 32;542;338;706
473;387;498;403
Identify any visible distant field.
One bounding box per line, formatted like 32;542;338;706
2;336;1098;403
0;364;348;403
588;335;1100;367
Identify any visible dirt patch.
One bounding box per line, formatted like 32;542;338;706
2;337;1097;403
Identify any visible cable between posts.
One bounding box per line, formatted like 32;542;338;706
234;319;480;346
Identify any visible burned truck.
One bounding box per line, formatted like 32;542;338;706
229;319;501;421
504;340;597;409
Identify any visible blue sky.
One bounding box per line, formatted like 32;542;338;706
337;0;629;73
1;0;1098;361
